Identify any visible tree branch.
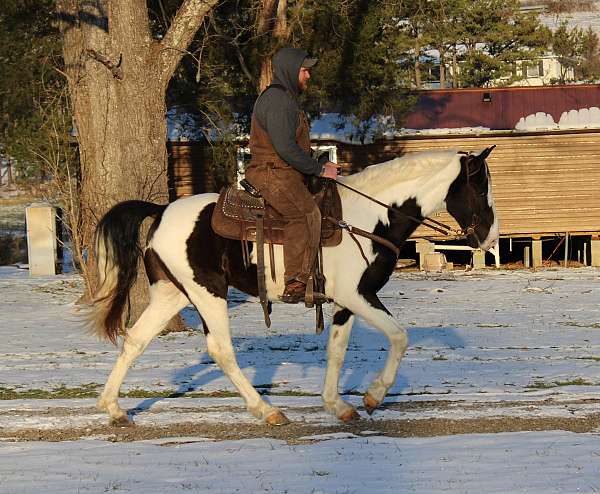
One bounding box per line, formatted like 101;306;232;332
257;0;278;36
158;0;221;85
85;49;124;79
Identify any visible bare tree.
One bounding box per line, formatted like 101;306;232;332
56;0;219;325
542;0;597;14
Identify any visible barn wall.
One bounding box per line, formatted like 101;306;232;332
168;130;600;238
167;142;215;200
324;131;600;238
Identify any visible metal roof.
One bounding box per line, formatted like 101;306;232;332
403;84;600;130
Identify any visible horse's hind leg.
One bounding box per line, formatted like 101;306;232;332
322;305;360;422
98;281;189;426
186;285;289;425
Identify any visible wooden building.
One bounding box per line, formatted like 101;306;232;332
168;85;600;267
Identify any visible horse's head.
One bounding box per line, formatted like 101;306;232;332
445;146;499;251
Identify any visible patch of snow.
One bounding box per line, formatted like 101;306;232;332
397;126;492;136
515;111;558;130
515;107;600;130
539;1;600;36
1;432;600;493
310;113;396;144
3;267;600;491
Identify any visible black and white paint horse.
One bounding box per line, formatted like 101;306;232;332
90;148;498;426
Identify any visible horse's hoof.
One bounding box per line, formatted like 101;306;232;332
265;410;290;426
109;415;134;428
339;408;361;423
363;394;379;415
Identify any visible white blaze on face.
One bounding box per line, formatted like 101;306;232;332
480;177;499;251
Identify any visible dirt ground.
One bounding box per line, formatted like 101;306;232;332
4;399;600;443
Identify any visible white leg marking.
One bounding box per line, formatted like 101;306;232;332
98;281;189;423
347;296;408;407
186;285;276;422
322;305;357;419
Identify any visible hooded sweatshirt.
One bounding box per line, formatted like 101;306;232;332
252;47;321;176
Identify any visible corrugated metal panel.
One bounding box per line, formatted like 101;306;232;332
381;132;600;237
404;85;600;130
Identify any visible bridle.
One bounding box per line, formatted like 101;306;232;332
334;179;467;240
334;150;489;243
322;149;495;264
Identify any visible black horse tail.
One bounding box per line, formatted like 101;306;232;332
86;200;167;344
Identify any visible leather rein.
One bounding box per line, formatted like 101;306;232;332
330;155;484;262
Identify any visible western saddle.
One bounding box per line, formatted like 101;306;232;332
211;177;343;333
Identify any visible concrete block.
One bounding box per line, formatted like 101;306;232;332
415;240;435;270
423;252;447;273
26;203;57;276
472;249;486;269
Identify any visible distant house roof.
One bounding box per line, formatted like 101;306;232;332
403;84;600;131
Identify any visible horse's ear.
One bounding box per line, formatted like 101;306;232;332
478;145;496;161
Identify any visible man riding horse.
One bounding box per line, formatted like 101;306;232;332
245;47;340;304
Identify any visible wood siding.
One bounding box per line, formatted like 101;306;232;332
167;142;216;199
168;130;600;237
333;131;600;238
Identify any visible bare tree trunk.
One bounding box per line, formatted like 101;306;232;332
57;0;218;329
414;38;422;89
439;54;446;89
259;57;274;91
257;0;291;91
7;158;12;185
452;50;458;88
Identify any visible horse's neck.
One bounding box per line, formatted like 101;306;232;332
341;152;460;221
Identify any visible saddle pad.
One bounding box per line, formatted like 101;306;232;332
211;184;342;247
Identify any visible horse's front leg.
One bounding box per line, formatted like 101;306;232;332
322;305;360;422
350;294;408;415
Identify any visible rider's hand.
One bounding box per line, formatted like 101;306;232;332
320;161;341;180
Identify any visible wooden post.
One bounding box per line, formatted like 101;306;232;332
524;246;531;268
532;238;542;268
591;236;600;267
26;203;57;276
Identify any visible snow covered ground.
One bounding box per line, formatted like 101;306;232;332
1;265;599;493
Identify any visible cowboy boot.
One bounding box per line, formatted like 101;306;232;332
281;280;307;304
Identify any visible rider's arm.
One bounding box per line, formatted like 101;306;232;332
260;91;322;176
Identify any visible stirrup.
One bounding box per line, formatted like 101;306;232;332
304;275;327;308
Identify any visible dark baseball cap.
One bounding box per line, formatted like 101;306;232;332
301;57;318;68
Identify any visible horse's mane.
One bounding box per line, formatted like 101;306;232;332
338;150;460;198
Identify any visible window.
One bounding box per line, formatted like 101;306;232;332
522;60;544;78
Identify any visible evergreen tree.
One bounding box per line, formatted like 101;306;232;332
550;20;583;83
449;0;549;87
157;1;416;141
0;0;67;179
578;26;600;82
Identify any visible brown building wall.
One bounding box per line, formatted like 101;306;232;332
326;131;600;238
169;130;600;238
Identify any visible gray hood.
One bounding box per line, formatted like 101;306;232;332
272;47;308;96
